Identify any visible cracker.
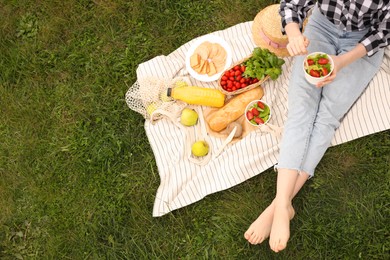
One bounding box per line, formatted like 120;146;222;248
191;41;227;76
190;53;201;69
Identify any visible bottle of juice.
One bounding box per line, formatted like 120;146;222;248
167;86;225;107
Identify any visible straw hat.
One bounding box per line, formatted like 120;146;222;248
252;4;290;57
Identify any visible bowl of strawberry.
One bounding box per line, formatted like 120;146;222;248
218;64;260;95
245;100;271;126
303;52;334;85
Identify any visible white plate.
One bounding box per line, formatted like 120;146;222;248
185;35;232;82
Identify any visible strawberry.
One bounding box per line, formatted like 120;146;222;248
318;58;329;65
257;101;265;109
246;111;254;120
255;117;264;125
309;69;320;77
307;59;314;65
251;107;260;116
322;67;329;76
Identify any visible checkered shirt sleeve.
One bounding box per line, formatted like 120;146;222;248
279;0;390;56
359;3;390;56
279;0;315;33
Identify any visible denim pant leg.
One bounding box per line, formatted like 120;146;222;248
301;45;384;176
276;5;384;176
276;6;338;173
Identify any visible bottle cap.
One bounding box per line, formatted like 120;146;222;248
167;88;172;97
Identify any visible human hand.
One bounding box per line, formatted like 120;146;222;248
285;23;309;56
287;35;310;56
316;55;341;88
316;44;367;88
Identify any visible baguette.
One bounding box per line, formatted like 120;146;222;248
207;87;264;132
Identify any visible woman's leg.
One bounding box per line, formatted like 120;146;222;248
244;6;336;247
269;35;384;253
300;48;384;174
265;6;339;252
244;171;309;244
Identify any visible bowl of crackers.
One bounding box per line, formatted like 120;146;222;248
185;35;232;82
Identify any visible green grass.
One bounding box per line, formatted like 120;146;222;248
0;0;389;259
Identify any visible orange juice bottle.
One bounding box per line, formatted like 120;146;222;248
167;86;225;108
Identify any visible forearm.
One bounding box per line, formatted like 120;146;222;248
284;22;302;38
337;43;367;68
317;44;368;88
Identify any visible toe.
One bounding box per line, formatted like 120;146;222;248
244;230;253;240
277;241;287;251
269;239;278;252
257;235;265;244
248;233;258;244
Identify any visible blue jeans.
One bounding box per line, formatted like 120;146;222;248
276;6;384;177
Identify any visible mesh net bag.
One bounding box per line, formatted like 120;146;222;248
125;76;191;122
125;76;217;165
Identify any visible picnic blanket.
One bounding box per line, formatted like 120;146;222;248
127;21;390;217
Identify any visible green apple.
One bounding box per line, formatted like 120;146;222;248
180;108;198;126
191;140;209;157
160;90;172;102
146;102;157;115
175;80;188;88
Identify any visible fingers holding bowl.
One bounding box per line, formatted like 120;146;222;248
303;52;334;86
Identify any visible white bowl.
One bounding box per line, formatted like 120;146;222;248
245;100;271;126
303;52;334;85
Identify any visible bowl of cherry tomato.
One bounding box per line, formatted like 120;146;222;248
218;62;262;95
245;100;271;126
303;52;334;85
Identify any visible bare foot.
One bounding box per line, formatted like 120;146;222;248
269;202;295;252
244;201;275;244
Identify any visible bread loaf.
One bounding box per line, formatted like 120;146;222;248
207;87;264;132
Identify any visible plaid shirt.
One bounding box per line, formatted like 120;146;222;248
280;0;390;56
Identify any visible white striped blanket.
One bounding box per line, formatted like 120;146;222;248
131;21;390;217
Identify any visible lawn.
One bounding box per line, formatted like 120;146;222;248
0;0;389;259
